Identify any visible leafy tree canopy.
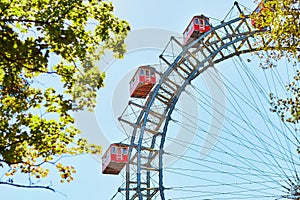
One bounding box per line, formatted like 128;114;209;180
250;0;300;124
251;0;299;58
0;0;130;190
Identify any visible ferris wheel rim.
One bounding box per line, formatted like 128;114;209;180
117;10;294;199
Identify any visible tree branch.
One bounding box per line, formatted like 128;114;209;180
0;181;55;192
0;18;50;25
0;0;14;16
0;51;57;75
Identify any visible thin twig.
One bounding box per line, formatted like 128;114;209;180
0;181;55;192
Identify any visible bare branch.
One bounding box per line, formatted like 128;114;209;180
0;181;55;192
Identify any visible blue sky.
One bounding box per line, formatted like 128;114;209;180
1;1;260;200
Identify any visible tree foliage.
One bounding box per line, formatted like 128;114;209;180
270;68;300;124
251;0;299;57
250;0;300;123
0;0;130;190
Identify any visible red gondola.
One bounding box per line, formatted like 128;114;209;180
130;65;156;98
102;143;129;175
183;15;211;46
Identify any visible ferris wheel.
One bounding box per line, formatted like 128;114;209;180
102;2;300;199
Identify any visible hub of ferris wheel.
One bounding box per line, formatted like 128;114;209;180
290;181;300;200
